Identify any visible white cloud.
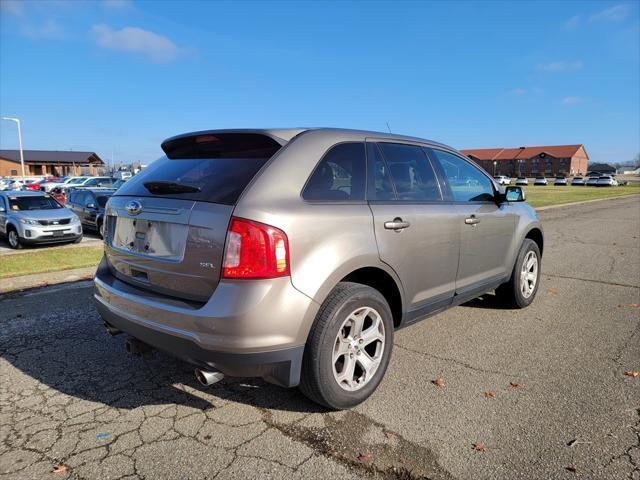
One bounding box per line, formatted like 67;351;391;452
22;18;64;39
562;96;584;105
91;24;181;63
102;0;132;9
0;0;25;15
539;60;583;72
565;14;581;30
589;4;630;22
509;88;527;96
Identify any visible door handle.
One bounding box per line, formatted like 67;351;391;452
384;218;410;231
465;215;480;225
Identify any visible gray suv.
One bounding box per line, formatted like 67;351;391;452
95;128;543;409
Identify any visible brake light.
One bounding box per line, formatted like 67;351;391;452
222;217;290;279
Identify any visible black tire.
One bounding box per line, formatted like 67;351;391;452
299;282;394;410
7;227;22;249
495;239;541;309
72;235;83;244
98;221;105;239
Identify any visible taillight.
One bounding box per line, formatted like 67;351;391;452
222;217;290;279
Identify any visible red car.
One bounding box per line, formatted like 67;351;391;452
24;177;61;191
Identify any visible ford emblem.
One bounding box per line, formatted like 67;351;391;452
125;200;143;215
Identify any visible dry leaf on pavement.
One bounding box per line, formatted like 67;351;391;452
52;465;67;473
484;391;496;398
432;377;445;387
509;382;520;389
357;453;372;461
472;442;487;452
624;371;639;378
547;288;557;295
384;431;395;439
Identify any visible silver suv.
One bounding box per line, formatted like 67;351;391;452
0;191;82;248
95;128;543;409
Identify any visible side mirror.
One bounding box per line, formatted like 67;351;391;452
0;206;5;213
505;186;526;202
86;203;97;209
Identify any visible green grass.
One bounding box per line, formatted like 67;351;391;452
0;246;103;279
523;183;640;208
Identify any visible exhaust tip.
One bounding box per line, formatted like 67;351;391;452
104;322;122;336
195;368;224;386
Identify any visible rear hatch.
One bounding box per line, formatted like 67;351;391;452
103;132;287;303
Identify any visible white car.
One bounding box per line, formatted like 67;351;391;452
493;175;511;185
515;177;528;186
596;175;618;187
533;177;548;186
586;176;600;186
42;176;87;192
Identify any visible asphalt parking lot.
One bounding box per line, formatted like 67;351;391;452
0;196;638;480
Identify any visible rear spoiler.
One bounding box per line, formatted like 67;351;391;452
161;129;308;159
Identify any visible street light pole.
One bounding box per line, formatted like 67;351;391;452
2;117;26;180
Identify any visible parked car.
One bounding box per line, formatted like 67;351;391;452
493;175;511;185
515;177;528;186
553;176;567;186
112;178;128;190
25;177;60;191
586;176;600;186
534;176;548;185
115;171;133;180
0;191;82;248
67;188;115;238
65;176;116;192
0;178;14;191
570;177;585;186
596;175;619;187
42;176;85;192
94;128;544;409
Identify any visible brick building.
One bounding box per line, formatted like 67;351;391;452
461;145;589;177
0;150;105;177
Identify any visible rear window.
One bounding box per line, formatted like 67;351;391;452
116;133;283;205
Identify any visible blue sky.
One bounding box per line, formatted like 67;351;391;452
0;0;638;166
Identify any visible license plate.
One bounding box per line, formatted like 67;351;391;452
52;231;64;237
112;217;187;259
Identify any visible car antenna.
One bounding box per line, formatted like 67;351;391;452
385;122;392;133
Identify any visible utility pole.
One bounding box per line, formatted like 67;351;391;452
2;117;26;179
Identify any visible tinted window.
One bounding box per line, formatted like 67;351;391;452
377;143;441;201
116;156;271;205
302;143;366;201
367;142;395;201
96;195;112;208
8;196;63;211
429;149;495;202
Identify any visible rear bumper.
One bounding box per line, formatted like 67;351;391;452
93;257;318;387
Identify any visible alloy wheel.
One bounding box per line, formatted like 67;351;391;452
332;306;385;391
8;231;19;248
520;250;538;298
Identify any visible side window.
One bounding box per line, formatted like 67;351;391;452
302;142;366;201
78;192;89;206
429;148;495;202
67;192;76;205
367;142;395;200
377;143;442;201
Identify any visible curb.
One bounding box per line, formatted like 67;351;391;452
0;266;95;295
535;194;640;211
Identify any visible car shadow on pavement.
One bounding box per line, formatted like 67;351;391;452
0;305;326;414
460;293;516;310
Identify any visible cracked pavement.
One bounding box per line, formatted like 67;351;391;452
1;196;638;479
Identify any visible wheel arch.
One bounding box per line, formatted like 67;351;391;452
338;266;404;329
524;227;544;256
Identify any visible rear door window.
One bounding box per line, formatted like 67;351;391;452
376;143;442;201
302;142;366;201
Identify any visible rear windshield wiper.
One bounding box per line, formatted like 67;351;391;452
143;181;201;194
